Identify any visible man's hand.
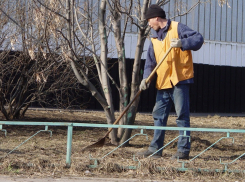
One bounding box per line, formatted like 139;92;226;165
140;79;150;90
170;38;182;48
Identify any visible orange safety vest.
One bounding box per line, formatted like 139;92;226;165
151;21;194;90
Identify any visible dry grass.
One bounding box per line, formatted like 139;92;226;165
0;110;245;181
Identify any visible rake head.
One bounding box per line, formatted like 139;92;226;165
81;137;106;152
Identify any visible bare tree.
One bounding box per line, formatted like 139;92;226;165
25;0;213;145
65;0;206;145
0;0;227;144
101;0;205;145
0;0;88;120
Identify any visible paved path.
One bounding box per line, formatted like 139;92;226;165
0;175;173;182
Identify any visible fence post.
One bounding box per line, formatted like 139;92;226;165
66;124;73;168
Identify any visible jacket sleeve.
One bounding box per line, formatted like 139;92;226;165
178;23;204;51
143;42;157;80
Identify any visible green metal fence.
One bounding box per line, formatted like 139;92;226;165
1;121;245;173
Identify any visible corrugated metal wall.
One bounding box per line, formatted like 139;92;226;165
106;0;245;113
122;0;245;43
162;0;245;43
2;0;244;113
109;35;245;67
193;41;245;66
108;0;245;67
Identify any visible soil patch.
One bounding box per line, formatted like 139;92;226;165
1;110;245;181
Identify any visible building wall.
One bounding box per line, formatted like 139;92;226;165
2;0;245;113
106;0;245;113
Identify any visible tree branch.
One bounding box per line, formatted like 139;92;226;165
33;0;69;21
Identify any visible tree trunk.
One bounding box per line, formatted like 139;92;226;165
120;30;147;145
110;13;128;139
99;0;118;144
119;0;151;146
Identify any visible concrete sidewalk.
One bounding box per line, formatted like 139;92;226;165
0;175;171;182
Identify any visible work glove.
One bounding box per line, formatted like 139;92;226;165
170;38;182;48
140;78;150;90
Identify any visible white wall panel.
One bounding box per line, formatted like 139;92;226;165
220;2;227;42
107;34;117;59
243;1;245;43
230;45;237;67
214;43;221;66
192;48;198;64
231;1;238;42
191;41;245;67
204;2;210;40
209;43;215;65
169;0;176;19
124;34;132;59
185;0;194;29
209;1;216;41
236;45;242;67
220;44;226;66
215;0;221;41
180;0;187;25
199;3;205;37
225;45;232;66
197;44;204;64
2;0;245;68
226;2;232;42
109;33;151;60
242;46;245;67
237;0;243;43
192;1;199;32
161;0;244;43
142;37;152;59
110;32;245;67
130;35;138;59
202;43;209;65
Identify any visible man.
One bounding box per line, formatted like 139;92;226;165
136;4;203;160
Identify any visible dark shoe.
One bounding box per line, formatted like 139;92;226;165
171;152;189;160
136;150;161;158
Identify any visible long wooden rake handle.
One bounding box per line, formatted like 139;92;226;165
102;46;173;138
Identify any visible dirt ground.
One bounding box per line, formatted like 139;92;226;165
1;109;245;182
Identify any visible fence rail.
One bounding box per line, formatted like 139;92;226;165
1;121;245;172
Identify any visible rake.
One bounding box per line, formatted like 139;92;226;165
82;46;173;151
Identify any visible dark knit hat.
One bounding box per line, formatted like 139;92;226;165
145;4;166;20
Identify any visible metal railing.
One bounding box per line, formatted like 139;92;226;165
1;121;245;172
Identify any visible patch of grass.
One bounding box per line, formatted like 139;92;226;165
1;110;245;181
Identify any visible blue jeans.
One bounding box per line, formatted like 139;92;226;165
148;84;191;155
